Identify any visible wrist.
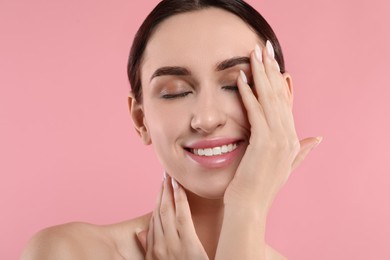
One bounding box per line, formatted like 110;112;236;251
224;201;269;224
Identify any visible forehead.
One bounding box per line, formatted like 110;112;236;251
142;8;262;77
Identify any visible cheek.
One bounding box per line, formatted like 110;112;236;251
144;101;190;147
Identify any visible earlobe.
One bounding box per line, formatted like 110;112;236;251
128;95;152;145
283;72;294;108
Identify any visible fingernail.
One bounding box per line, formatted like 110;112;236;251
314;136;323;148
128;90;132;97
255;44;262;62
266;40;275;59
163;171;167;180
135;227;142;236
240;70;248;84
171;177;179;190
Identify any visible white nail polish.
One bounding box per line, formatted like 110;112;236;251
255;44;262;62
171;177;179;190
276;62;281;72
240;70;248;84
163;171;167;180
266;40;275;59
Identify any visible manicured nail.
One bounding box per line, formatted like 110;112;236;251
128;91;132;97
255;44;262;62
171;177;179;190
314;136;323;148
240;70;248;84
266;40;275;59
276;62;281;72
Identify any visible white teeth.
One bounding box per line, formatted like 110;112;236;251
204;148;213;156
221;145;228;153
192;143;239;157
213;147;222;155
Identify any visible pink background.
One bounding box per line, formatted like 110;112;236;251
1;0;389;259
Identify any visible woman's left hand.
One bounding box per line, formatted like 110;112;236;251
136;174;209;260
223;42;321;212
215;42;322;260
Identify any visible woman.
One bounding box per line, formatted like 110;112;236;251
22;0;322;259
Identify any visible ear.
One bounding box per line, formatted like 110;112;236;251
282;72;294;108
128;92;151;145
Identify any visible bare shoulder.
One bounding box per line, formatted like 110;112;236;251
21;222;120;260
21;212;152;260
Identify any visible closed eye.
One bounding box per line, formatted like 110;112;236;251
223;84;253;92
223;86;239;91
161;91;192;99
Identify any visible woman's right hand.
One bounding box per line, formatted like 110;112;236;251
136;174;209;260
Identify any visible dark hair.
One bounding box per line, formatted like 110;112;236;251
128;0;285;102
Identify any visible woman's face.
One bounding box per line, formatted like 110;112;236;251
133;8;265;199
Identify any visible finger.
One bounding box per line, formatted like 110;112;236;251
145;180;163;258
291;137;323;172
171;177;200;244
135;228;147;253
160;174;180;247
145;215;154;259
153;181;166;254
251;43;282;130
263;41;296;136
263;41;284;95
237;70;267;131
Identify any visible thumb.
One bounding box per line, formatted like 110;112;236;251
135;228;148;253
291;136;323;172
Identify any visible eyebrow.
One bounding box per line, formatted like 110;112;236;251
150;56;250;82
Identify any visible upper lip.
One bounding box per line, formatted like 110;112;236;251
184;137;243;149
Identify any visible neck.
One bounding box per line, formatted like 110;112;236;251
185;188;224;259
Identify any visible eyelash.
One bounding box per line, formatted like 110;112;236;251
161;84;253;99
161;92;192;99
223;84;253;92
223;86;239;91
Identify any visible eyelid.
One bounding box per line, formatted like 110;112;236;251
161;91;192;99
158;79;194;98
222;85;239;91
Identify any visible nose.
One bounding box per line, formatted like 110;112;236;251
190;90;227;134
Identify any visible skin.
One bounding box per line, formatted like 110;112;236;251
21;7;321;260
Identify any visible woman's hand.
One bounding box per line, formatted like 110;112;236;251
136;174;209;260
224;41;322;212
216;41;322;260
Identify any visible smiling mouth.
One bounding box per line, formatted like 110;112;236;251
185;142;240;157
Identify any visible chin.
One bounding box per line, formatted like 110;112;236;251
183;176;231;200
185;188;225;200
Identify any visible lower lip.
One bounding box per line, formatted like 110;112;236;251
184;143;244;169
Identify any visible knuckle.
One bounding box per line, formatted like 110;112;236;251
267;136;295;155
268;137;286;150
169;246;180;257
153;245;166;258
267;88;277;99
175;214;188;227
268;93;278;106
277;88;288;101
159;204;169;218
